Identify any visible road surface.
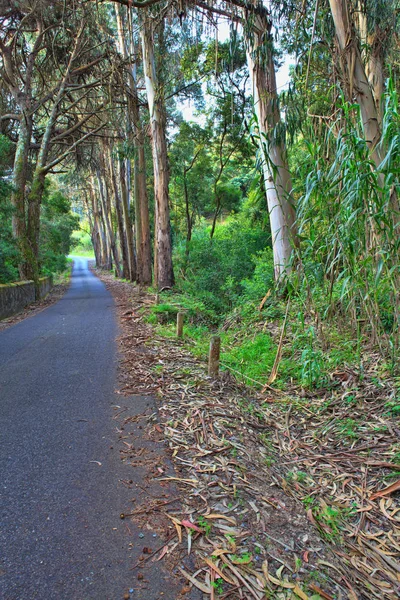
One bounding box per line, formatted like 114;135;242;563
0;258;178;599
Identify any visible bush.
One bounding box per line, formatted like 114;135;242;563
174;218;271;320
0;135;19;283
40;185;79;274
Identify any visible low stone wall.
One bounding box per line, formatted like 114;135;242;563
38;275;53;299
0;276;53;320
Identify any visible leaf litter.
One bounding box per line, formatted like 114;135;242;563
98;271;400;599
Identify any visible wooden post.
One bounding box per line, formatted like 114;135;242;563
176;311;184;338
208;336;220;378
155;293;159;305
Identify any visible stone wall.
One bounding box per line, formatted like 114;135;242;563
38;275;53;299
0;276;53;320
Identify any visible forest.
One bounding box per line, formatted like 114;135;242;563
1;0;399;362
0;0;399;598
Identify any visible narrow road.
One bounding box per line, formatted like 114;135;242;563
0;258;175;599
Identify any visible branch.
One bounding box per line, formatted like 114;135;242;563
51;104;106;142
165;72;208;101
184;147;202;174
43;124;106;172
0;113;20;121
99;0;167;7
104;0;270;23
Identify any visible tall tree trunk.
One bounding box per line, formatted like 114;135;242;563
116;5;152;285
140;16;174;289
329;0;382;164
356;1;385;125
90;180;109;268
245;11;298;279
0;20;43;280
84;191;102;267
119;159;137;281
133;122;152;285
26;170;46;287
25;26;85;286
183;168;192;267
108;145;130;278
96;168;121;276
11;116;31;279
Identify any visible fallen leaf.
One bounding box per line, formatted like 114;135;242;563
309;583;334;600
178;567;211;594
370;479;400;501
181;519;203;532
204;513;237;525
203;557;235;585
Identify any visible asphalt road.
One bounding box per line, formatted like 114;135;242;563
0;258;177;600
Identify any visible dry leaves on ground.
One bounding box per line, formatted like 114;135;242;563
98;271;400;600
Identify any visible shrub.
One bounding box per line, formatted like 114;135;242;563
174;217;270;319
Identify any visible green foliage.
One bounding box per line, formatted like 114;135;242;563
70;224;94;257
293;89;400;367
311;503;355;543
174;218;270;318
211;578;224;594
385;398;400;417
39;184;79;275
241;249;275;304
222;332;297;386
197;516;212;535
0;135;20;283
338;418;359;440
0;134;77;282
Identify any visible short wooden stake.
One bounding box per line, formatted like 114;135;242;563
208;336;220;378
155;293;159;305
176;311;184;338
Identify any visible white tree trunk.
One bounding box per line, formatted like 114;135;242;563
245;12;298;279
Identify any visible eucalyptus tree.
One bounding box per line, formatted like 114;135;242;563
115;4;152;284
139;9;175;288
0;1;113;283
109;0;300;281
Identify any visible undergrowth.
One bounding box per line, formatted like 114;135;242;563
148;90;399;390
145;283;374;390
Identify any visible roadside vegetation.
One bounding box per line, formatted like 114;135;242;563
148;83;400;390
70;227;95;259
0;135;78;284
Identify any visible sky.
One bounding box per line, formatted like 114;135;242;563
180;18;293;122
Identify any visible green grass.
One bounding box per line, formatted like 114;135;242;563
70;248;95;258
151;314;299;388
147;285;369;391
53;262;73;285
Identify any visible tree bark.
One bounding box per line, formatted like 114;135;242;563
84;190;102;267
119;159;137;281
245;12;298;280
0;21;43;279
328;0;382;164
355;1;384;125
11;117;31;279
108;145;130;278
96;167;121;276
116;5;152;285
183;167;192;265
140;15;174;289
90;180;109;268
25;25;85;285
